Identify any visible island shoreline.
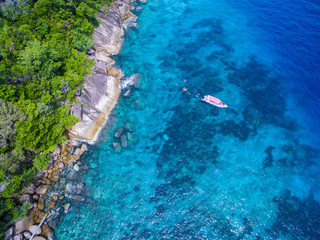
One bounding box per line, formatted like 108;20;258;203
4;1;143;239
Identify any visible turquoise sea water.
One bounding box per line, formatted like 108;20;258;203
55;0;320;239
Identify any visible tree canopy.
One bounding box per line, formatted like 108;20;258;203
0;0;113;234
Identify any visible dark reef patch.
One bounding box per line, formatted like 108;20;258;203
263;146;275;168
217;120;252;141
269;191;320;239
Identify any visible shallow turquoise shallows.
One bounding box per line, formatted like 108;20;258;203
55;0;320;239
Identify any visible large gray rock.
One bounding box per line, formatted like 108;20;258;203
69;0;137;144
68;74;119;143
4;227;13;239
93;1;130;55
15;217;33;234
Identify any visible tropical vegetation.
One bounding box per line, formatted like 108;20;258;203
0;0;112;235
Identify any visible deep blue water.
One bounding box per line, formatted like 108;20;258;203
55;0;320;239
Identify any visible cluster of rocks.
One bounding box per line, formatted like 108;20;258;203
113;122;137;151
4;142;88;240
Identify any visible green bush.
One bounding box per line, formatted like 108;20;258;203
33;154;50;171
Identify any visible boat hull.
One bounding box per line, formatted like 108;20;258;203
201;95;228;108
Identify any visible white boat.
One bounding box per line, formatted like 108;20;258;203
201;95;228;108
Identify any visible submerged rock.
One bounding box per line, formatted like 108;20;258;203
120;135;128;148
125;122;132;131
123;89;131;97
113;142;121;152
70;195;85;202
114;127;124;138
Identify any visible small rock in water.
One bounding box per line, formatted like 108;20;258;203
134;75;141;88
90;162;98;169
120;135;128;148
113;142;121;152
127;132;136;142
76;182;84;190
114;128;124;138
51;193;58;201
123;89;131;97
70;195;85;202
124;122;132;132
73;164;80;171
163;134;169;141
136;6;142;11
48;201;55;208
63;203;70;214
139;0;146;3
65;183;77;194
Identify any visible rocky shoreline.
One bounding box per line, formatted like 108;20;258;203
4;0;143;239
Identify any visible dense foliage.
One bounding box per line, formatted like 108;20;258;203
0;0;112;234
